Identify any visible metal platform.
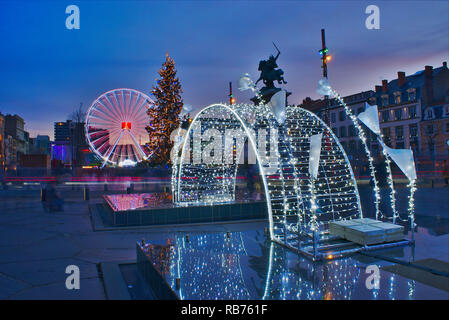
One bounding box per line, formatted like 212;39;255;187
275;229;414;261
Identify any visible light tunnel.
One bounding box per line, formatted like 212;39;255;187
172;103;362;248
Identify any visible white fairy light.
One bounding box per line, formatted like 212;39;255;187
173;101;363;247
378;135;398;222
330;89;382;220
324;82;416;227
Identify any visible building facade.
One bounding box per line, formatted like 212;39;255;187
301;91;375;177
52;120;89;167
5;135;17;170
29;135;51;155
371;62;449;175
418;63;449;176
420;101;449;165
0;113;5;173
370;74;422;155
4;114;30;171
301;62;449;179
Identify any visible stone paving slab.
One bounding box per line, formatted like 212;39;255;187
10;277;105;300
0;187;447;300
0;258;99;287
0;273;29;299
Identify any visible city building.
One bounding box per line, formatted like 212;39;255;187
420;99;449;174
300;91;375;176
371;72;422;154
0;113;5;173
327;91;375;156
418;64;449;176
5;135;17;171
3;114;30;170
29;135;51;155
371;62;449;174
5;114;28;155
54;121;71;142
52;120;89;167
0;113;5;174
300;62;449;179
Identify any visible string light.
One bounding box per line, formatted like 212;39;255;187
325;84;416;229
330;90;381;220
170;81;416;258
172;101;363;248
378;136;398;222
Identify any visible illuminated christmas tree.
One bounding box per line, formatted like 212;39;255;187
146;53;183;165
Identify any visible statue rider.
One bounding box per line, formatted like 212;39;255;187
256;46;287;90
251;43;291;105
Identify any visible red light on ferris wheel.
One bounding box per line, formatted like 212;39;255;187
121;122;132;130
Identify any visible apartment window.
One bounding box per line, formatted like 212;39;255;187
348;125;356;137
331;112;336;123
339;126;347;137
408;90;416;102
395;126;403;139
394;109;403;121
358;141;365;154
409;124;418;137
410;141;419;154
339;111;346;122
428;141;435;154
382;127;391;138
394;93;401;104
425;108;435;120
382;110;390;122
349;140;357;152
382;96;389;106
408;106;416;118
426;124;434;135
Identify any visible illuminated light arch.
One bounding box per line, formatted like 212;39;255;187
172;103;363;246
262;241;361;300
331;93;382;220
329;88;404;224
173;103;280;240
286;106;363;231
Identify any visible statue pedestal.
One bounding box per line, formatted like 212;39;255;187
251;88;291;105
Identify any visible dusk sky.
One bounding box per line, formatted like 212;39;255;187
0;1;448;139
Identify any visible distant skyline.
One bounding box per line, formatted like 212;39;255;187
0;1;448;140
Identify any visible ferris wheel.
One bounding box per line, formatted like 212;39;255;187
85;88;154;167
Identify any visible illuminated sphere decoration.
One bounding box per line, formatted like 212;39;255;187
85;88;154;167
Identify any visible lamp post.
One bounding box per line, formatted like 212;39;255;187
319;28;332;126
229;82;235;105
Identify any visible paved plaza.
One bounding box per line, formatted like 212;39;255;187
0;185;448;299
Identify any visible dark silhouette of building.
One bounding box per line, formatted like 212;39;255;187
53;120;89;167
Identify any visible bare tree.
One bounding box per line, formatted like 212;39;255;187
69;103;86;123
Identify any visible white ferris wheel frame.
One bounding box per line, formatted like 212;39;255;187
85;88;154;167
